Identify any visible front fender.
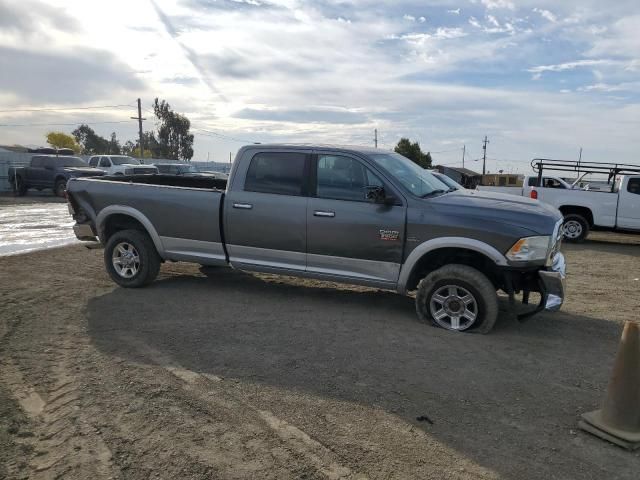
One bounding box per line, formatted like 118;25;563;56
396;237;509;295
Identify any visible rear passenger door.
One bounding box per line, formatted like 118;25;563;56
28;156;46;186
224;151;310;272
306;153;406;286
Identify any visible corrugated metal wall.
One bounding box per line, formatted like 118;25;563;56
0;152;31;192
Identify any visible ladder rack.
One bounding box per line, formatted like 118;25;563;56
530;158;640;190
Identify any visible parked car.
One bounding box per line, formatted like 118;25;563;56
8;155;104;197
66;144;565;334
477;168;640;242
88;155;158;175
154;162;229;180
430;171;463;190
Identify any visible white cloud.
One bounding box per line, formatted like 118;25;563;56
418;16;426;23
527;59;621;79
532;8;557;23
480;0;514;10
403;14;415;21
447;8;461;15
487;15;500;27
468;16;481;28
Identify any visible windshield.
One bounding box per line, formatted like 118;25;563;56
368;152;450;197
111;156;140;165
177;165;198;173
60;157;87;167
433;173;461;190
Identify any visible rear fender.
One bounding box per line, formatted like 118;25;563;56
96;206;165;256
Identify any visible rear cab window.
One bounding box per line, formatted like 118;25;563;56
244;152;307;196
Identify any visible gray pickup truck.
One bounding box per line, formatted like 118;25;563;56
67;144;566;334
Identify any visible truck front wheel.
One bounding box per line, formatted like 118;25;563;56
104;229;161;288
562;214;589;242
415;264;498;334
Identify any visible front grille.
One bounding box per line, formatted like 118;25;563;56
133;168;155;174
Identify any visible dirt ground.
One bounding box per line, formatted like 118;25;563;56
1;232;640;480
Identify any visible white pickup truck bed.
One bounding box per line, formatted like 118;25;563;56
477;174;640;241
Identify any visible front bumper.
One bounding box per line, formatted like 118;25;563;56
539;252;566;312
511;251;566;321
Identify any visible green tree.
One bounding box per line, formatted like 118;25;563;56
46;131;81;153
108;132;121;155
72;124;110;155
121;132;160;158
152;98;194;161
394;138;432;168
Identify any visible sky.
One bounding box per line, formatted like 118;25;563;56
0;0;639;173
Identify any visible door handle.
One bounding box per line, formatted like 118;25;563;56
233;203;253;210
313;210;335;218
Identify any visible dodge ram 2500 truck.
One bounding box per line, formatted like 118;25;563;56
66;144;566;334
9;155;104;197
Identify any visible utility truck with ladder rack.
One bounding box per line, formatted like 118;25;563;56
479;159;640;242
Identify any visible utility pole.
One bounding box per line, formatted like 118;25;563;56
462;144;466;169
374;129;378;148
130;98;146;159
482;136;489;175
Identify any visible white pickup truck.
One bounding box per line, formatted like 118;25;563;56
477;164;640;242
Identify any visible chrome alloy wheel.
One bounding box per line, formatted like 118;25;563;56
112;242;140;278
563;220;583;240
429;285;478;331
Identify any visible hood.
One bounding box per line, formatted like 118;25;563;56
63;167;105;175
428;189;562;235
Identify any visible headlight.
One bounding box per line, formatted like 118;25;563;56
506;236;551;262
124;168;134;175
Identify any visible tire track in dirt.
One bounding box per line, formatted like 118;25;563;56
118;334;366;480
0;324;120;480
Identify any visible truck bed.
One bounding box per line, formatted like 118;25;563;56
67;175;227;265
99;174;228;191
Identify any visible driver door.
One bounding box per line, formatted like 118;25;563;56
306;153;405;286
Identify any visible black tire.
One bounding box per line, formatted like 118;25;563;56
54;178;67;198
415;264;499;334
562;214;589;243
11;176;27;196
104;229;161;288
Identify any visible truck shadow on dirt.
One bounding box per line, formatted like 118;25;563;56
86;268;638;479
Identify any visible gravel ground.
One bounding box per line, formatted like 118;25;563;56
1;232;640;479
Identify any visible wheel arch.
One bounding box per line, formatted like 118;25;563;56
558;205;594;226
397;237;508;294
96;206;165;257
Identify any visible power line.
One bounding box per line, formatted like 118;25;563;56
0;104;134;113
192;128;259;144
0;120;133;127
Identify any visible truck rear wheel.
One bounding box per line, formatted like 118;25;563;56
104;229;161;288
562;214;589;243
415;264;498;334
11;176;27;196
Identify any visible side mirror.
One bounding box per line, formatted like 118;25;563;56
364;185;386;204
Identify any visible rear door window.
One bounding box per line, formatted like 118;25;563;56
244;152;307;196
99;157;111;168
89;157;98;167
